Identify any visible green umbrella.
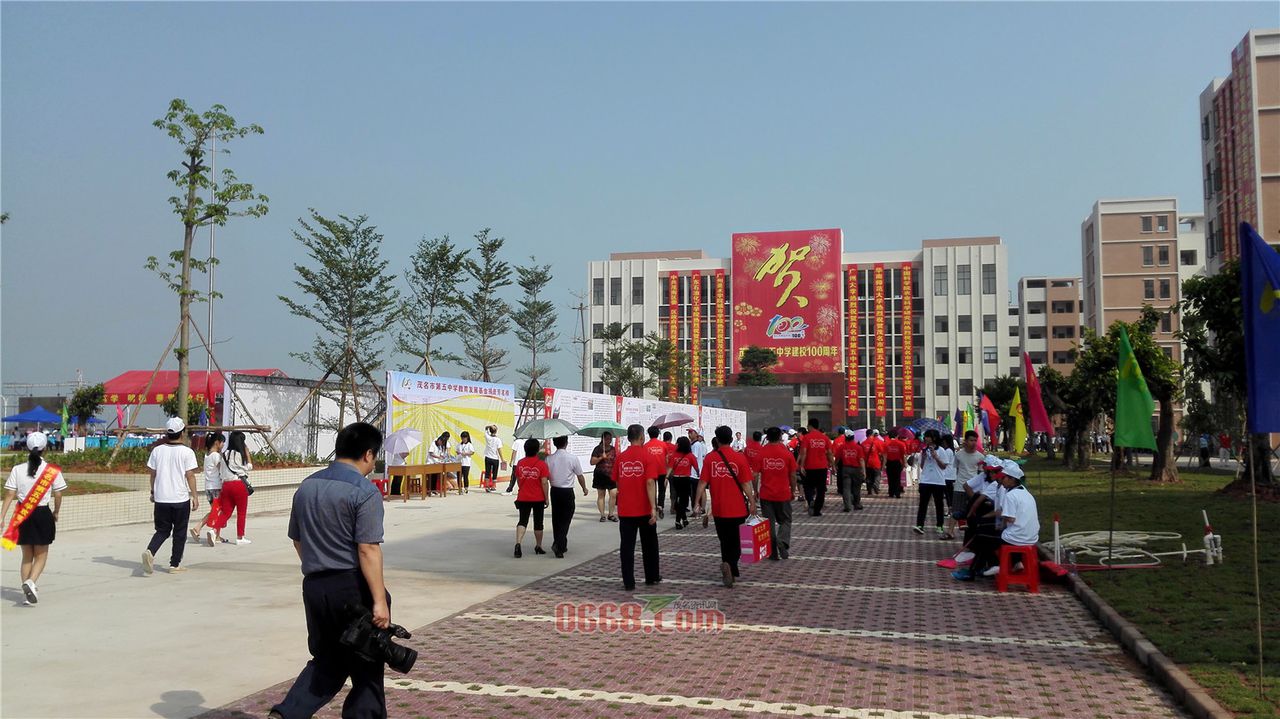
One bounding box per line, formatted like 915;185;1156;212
576;420;626;438
513;418;581;440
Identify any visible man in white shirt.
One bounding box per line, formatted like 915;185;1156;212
545;435;588;558
944;430;986;539
142;418;199;574
731;432;746;452
483;425;504;492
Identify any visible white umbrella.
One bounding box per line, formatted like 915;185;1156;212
384;428;423;458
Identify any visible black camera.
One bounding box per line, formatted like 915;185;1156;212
339;606;419;673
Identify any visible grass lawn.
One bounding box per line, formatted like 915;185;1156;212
1027;456;1279;718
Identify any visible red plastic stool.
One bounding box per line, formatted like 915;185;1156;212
996;544;1039;593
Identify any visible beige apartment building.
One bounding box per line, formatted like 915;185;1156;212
1199;28;1280;271
1017;276;1084;374
1081;198;1183;362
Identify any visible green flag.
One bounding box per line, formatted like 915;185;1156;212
60;404;70;436
1114;326;1156;450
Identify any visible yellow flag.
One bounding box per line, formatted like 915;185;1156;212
1010;387;1028;454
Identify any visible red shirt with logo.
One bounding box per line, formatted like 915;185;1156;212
642;439;670;479
743;440;764;473
862;438;883;469
699;447;754;518
839;441;866;468
801;433;832;470
613;444;655;518
885;438;907;462
757;443;799;502
669;452;699;478
514;457;550;503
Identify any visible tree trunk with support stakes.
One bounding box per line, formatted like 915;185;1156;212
1148;395;1179;482
175;182;198;426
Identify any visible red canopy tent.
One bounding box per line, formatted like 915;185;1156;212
102;369;285;405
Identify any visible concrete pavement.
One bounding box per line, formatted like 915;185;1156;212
0;487;617;719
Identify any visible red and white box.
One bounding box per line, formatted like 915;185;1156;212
739;516;772;564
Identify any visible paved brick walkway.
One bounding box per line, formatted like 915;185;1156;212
202;492;1187;719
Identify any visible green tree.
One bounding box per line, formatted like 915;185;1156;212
66;384;105;430
980;375;1022;443
512;258;559;401
737;346;780;386
396;235;465;373
598;323;651;396
1179;261;1272;484
148;99;268;424
457;229;512;382
161;394;210;426
279;211;400;428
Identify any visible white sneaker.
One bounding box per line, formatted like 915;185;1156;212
236;537;252;545
982;565;1000;577
22;580;38;605
205;530;217;548
142;550;155;575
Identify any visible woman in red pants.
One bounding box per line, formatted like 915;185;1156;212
213;431;253;545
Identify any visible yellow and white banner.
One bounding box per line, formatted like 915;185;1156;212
386;371;515;465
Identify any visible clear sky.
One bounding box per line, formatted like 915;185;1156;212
2;2;1276;401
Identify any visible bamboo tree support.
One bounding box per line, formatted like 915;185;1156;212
263;366;336;448
107;321;182;468
187;318;280;456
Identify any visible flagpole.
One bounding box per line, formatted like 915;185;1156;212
1245;432;1264;696
1106;452;1117;571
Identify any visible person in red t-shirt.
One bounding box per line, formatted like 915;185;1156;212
512;438;551;558
643;426;673;519
838;429;867;511
612;424;660;590
797;419;834;516
757;427;799;560
862;430;885;495
883;434;907;499
665;437;701;529
696;426;757;587
743;431;764;494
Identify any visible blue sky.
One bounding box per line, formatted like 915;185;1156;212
2;2;1275;400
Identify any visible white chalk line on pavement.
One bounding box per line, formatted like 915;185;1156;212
383;678;1034;719
656;550;934;564
456;612;1112;650
555;574;1069;600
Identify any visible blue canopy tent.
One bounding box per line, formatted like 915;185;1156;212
2;406;62;424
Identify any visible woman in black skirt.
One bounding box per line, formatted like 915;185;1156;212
1;432;67;605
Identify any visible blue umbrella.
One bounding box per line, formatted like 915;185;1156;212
909;417;949;435
2;406;62;424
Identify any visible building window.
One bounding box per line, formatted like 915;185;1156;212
1159;278;1171;300
983;346;997;363
959;379;974;397
609;277;622;305
631;277;644;304
591;352;603;369
1053;350;1077;365
1160;313;1172;333
1027;279;1046;289
956;265;971;295
982;264;996;294
1157;215;1169;232
1141;216;1153;233
1162;346;1173;359
592;322;604;338
1143;279;1155;300
957;315;972;332
592;278;605;306
631;322;644;339
1181;249;1198;266
983;314;997;332
806;383;831;397
1158;245;1169;266
1008;326;1019;337
1009;346;1020;357
1051;325;1076;339
793;384;802;398
592;381;604;394
1027;327;1046;340
1201;115;1210;141
935;379;950;396
958;347;972;364
1142;246;1154;266
935;347;949;364
933;266;948;296
934;316;948;332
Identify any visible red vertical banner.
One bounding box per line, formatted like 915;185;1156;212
543;388;555;419
873;264;887;418
667;272;679;400
615;395;624;423
845;266;858;415
714;270;726;386
691;271;702;403
900;263;914;416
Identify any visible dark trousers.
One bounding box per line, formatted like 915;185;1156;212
759;500;792;558
916;483;947;528
484;458;500;487
671;477;694;523
714;516;746;577
460;465;471;489
505;471;518;493
273;569;390;719
886;460;904;497
943;480;955;509
802;468;827;514
970;535;1011;575
549;487;576;553
147;501;191;568
833;462;846;504
656;475;667;509
865;467;880;494
618;516;660;588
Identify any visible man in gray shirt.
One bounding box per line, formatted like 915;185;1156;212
271;422;389;719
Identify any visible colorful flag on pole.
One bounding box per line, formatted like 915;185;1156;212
1010;387;1028;454
1114;326;1156;450
1022;351;1055;436
60;404;70;435
953;408;964;437
1239;222;1280;433
978;393;1002;441
116;403;125;429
